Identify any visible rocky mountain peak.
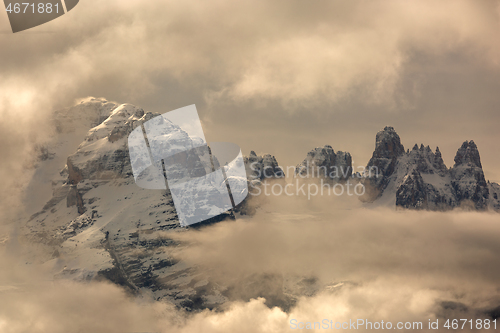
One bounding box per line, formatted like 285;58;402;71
373;126;405;159
21;110;500;314
403;143;447;176
296;145;352;180
454;140;482;168
363;127;497;211
395;169;428;209
364;127;405;197
66;104;159;185
244;152;283;180
433;146;447;172
450;140;489;210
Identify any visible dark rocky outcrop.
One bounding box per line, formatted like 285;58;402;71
365;126;405;198
365;127;499;211
450;141;489;210
66;185;85;214
395;169;428;209
295;145;352;180
244;151;284;180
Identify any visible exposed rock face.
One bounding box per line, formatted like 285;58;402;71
489;182;500;211
450;141;489;210
365;127;499;211
66;104;154;184
392;144;456;210
142;115;213;186
27;99;293;312
295;145;352;180
454;140;482;167
395;169;428;209
244;151;284;180
408;144;447;176
66;185;85;214
21;102;500;316
365;126;405;196
433;147;448;175
372;126;406;159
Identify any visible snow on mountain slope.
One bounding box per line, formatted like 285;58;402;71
364;127;500;211
295;145;352;180
18;103;500;313
244;150;284;181
22;98;118;217
21;99;271;310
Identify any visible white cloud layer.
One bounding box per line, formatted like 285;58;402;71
0;2;500;331
1;196;499;332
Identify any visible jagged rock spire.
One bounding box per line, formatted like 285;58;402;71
295;145;352;180
364;127;498;211
365;126;405;198
372;126;405;159
433;146;447;172
453;140;482;168
244;152;284;180
451;140;489;209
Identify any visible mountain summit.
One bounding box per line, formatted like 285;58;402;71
20;101;500;313
363;127;500;211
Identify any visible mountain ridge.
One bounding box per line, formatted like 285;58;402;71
18;98;500;312
363;126;499;211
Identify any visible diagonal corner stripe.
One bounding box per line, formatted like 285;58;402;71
61;0;68;13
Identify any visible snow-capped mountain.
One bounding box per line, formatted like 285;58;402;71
244;151;284;181
19;100;500;314
25;99;223;310
23;98;292;311
364;126;500;211
295;145;352;180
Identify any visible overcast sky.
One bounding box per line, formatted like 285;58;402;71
1;2;500;330
1;0;500;196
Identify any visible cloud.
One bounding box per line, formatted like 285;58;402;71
1;196;500;332
1;0;500;111
1;2;500;329
168;195;500;288
2;0;500;224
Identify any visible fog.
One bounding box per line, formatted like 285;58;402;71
1;194;500;332
1;0;500;331
1;1;500;223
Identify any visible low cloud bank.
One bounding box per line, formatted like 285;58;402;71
3;194;499;332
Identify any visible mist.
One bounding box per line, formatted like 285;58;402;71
2;1;500;223
2;193;500;332
1;0;500;331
